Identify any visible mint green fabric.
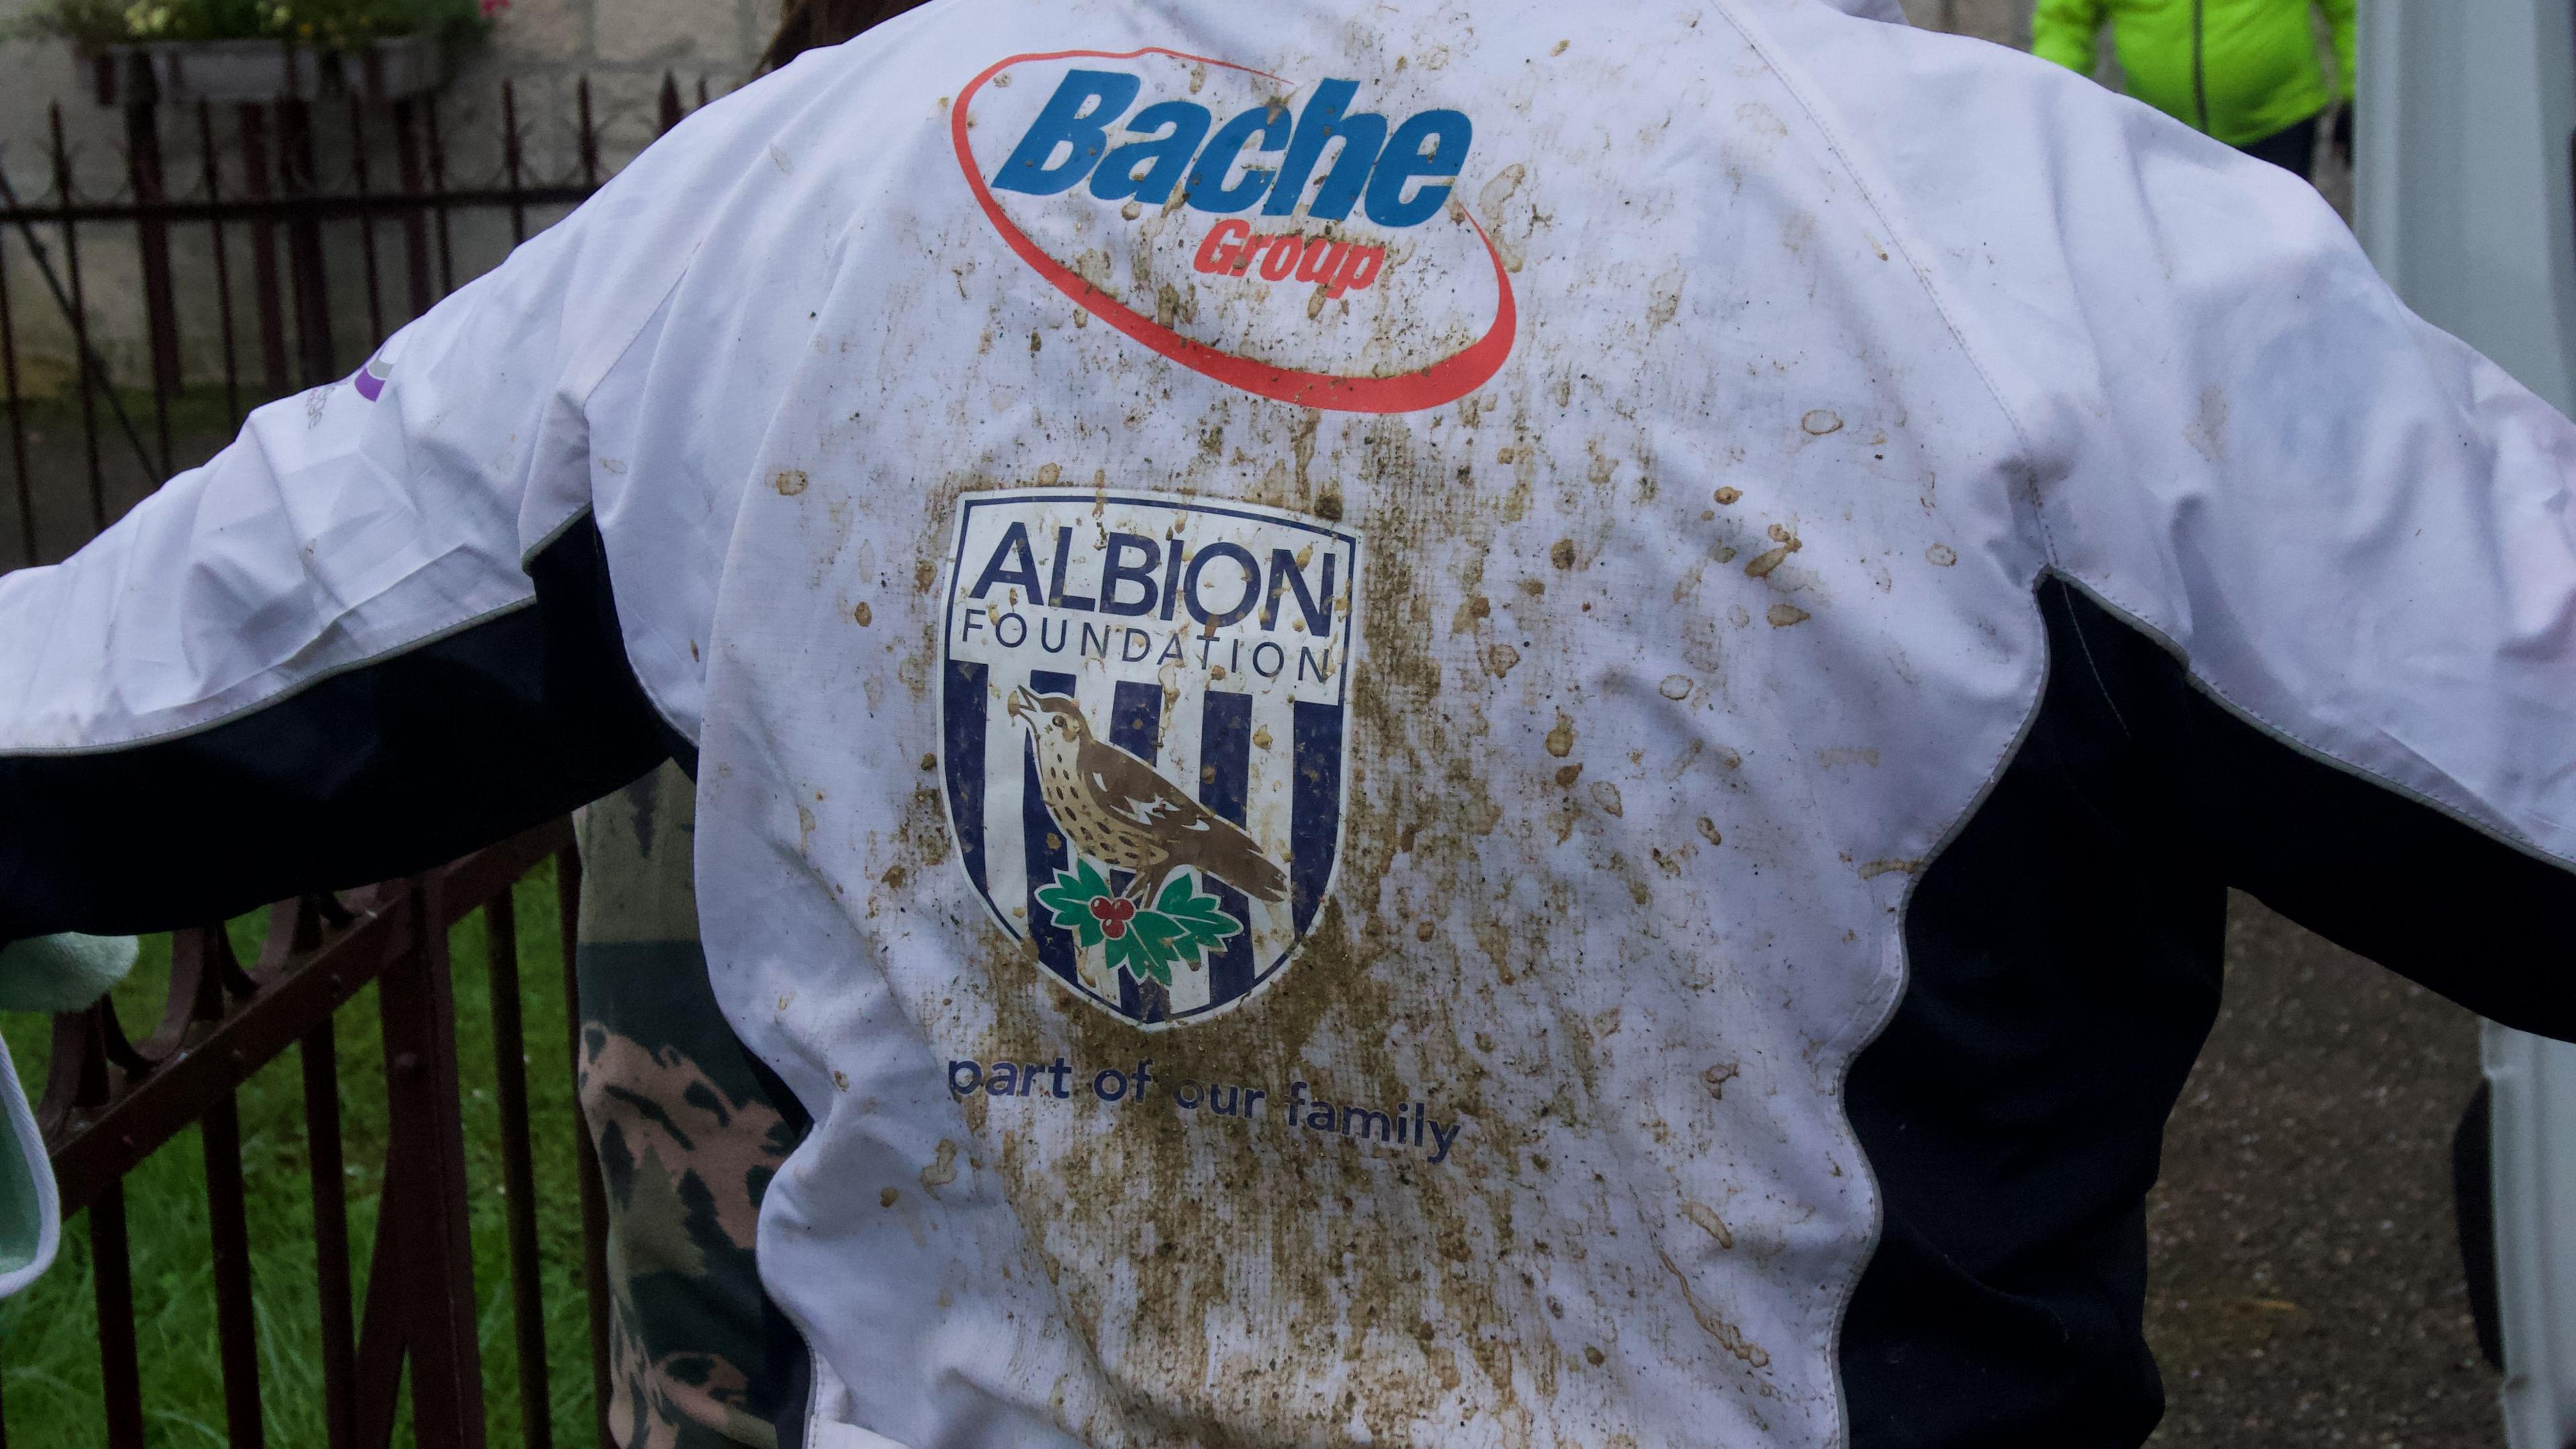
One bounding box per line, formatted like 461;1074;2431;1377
0;933;130;1297
0;1031;57;1297
0;933;138;1014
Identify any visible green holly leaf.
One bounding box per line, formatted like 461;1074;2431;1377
1034;859;1114;947
1107;912;1183;985
1155;873;1246;953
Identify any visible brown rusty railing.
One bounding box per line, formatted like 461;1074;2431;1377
29;828;602;1449
0;58;720;1449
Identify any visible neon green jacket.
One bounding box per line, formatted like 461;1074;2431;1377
2032;0;2355;147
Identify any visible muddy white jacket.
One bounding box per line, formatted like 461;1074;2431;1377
7;0;2576;1444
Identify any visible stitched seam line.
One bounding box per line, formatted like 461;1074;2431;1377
1704;9;2072;1444
2059;581;2135;739
1709;0;2066;575
0;589;544;759
2049;568;2576;874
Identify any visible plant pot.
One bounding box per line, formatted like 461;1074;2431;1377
339;34;451;102
143;40;325;105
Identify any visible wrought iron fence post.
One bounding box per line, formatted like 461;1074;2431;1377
90;1181;146;1449
201;1089;267;1448
198;101;244;428
48;104;105;534
345;97;385;347
390;98;437;321
484;892;557;1449
300;1017;361;1449
235;101;292;400
501;81;529;246
276;89;335;387
1;235;32;569
379;879;489;1449
117;50;176;472
559;845;616;1449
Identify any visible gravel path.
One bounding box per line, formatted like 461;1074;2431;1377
2145;894;2504;1447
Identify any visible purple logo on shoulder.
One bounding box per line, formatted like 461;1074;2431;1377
352;352;392;402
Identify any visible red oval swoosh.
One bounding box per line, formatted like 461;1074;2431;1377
953;47;1516;415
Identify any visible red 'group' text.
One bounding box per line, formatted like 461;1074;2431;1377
1193;219;1388;298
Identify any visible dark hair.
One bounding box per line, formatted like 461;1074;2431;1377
760;0;933;74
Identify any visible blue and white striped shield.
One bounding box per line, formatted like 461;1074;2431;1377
938;490;1360;1029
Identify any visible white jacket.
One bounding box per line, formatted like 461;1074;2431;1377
5;1;2575;1444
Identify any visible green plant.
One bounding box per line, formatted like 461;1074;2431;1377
11;0;494;50
11;0;148;48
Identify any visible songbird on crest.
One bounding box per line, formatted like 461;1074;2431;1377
1007;685;1291;905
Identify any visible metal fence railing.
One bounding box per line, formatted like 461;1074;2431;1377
28;828;598;1449
0;56;708;572
0;60;712;1449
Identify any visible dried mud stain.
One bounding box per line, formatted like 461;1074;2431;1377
971;904;1549;1448
955;411;1604;1447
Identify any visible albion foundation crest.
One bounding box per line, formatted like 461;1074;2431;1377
939;490;1360;1028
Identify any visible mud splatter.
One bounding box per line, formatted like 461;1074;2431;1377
1743;533;1802;579
774;469;810;496
1799;409;1843;437
1766;604;1810;628
1657;1249;1771;1368
1477;163;1527;230
1648;268;1686;331
1925;543;1957;568
1546;713;1576;757
920;1138;960;1191
1682;1201;1735;1250
2184;384;2229;464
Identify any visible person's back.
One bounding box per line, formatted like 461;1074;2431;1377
2033;0;2354;172
7;2;2576;1446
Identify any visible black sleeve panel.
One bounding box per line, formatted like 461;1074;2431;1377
1843;577;2225;1449
0;515;679;941
1843;575;2576;1449
2192;678;2576;1038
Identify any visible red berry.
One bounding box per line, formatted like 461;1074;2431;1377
1103;918;1128;940
1089;897;1114;920
1106;898;1137;923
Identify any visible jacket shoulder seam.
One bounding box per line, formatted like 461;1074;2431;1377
1709;0;2065;568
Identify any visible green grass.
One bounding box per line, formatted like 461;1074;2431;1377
0;863;602;1447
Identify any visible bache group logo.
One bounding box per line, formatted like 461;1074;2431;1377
940;490;1360;1029
953;46;1516;413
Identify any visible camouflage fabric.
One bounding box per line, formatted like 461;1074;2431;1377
577;763;806;1449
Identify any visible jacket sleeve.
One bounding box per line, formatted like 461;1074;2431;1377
0;126;716;944
2028;0;2108;78
1811;17;2576;1036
